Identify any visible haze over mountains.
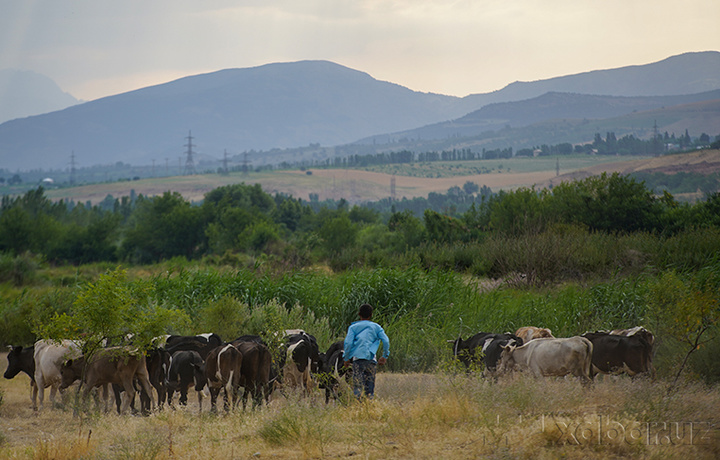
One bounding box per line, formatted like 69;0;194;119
1;51;719;172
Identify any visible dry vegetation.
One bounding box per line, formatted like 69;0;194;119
2;354;719;459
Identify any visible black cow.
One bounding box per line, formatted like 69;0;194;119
164;333;224;360
581;331;654;378
166;350;207;412
317;340;352;403
4;345;35;382
450;332;523;374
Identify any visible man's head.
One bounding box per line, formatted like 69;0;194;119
359;303;373;320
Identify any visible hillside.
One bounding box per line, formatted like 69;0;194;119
357;90;720;145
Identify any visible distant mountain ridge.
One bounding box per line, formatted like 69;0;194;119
358;89;720;144
0;69;80;124
0;51;719;172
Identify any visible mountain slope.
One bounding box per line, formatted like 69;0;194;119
1;52;719;172
462;51;720;108
358;89;720;144
0;61;467;171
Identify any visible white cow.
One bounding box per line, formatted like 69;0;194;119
33;339;82;410
498;336;593;383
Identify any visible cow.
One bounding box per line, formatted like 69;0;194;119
164;333;224;360
5;345;35;382
166;350;207;412
33;339;82;411
581;331;654;378
449;332;523;373
59;347;155;414
231;339;272;409
497;336;593;384
111;346;171;414
515;326;555;343
204;344;243;413
281;331;320;393
317;340;352;403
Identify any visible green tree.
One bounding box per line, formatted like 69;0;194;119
121;192;204;263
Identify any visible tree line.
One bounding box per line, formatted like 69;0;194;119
1;172;719;268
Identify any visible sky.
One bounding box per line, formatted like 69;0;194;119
1;0;718;102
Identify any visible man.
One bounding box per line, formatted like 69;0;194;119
343;303;390;399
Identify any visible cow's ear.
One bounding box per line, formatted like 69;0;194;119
65;359;73;366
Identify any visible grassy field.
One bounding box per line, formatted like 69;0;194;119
2;353;719;459
40;150;720;205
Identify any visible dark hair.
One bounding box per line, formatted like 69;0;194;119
358;303;373;319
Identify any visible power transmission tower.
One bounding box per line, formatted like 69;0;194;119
222;149;229;175
183;130;197;175
242;152;250;176
390;174;396;201
69;151;77;185
652;120;661;156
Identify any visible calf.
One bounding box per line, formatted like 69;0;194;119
33;339;82;410
59;347;155;414
204;344;243;413
498;336;593;383
581;331;654;378
515;326;554;343
317;340;352;403
166;350;207;412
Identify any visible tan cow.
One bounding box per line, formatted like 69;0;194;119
515;326;554;343
498;336;593;383
59;347;155;414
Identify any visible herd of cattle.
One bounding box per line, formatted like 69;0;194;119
450;326;655;383
3;325;654;414
3;330;347;414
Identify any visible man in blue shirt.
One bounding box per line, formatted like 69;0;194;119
343;303;390;399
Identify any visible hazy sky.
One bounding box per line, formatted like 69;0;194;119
1;0;718;101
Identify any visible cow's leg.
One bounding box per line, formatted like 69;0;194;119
31;379;39;411
48;382;58;407
209;386;220;413
196;389;203;413
112;384;123;414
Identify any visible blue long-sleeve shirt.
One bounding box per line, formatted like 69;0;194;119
343;320;390;362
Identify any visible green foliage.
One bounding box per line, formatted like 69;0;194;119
0;251;41;286
36;267;189;353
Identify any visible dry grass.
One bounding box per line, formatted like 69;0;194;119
2;354;719;460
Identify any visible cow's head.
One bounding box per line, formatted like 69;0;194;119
497;343;518;374
191;362;207;391
4;345;24;379
59;357;83;390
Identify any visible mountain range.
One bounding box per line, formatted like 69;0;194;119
1;51;719;172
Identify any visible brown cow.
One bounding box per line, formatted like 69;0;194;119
232;339;272;409
59;347;155;414
204;344;243;413
581;331;654;378
515;326;554;343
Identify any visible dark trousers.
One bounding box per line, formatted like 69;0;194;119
351;359;377;399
